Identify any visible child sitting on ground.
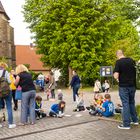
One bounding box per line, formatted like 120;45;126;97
73;92;85;112
49;101;66;118
115;104;122;114
87;94;103;114
35;95;47;119
90;94;114;117
57;89;63;101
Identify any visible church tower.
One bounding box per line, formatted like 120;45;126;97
0;1;15;67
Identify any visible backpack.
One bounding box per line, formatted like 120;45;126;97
0;70;10;98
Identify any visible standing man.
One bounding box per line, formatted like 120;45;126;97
114;50;138;129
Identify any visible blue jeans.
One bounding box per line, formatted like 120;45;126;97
21;90;36;124
119;87;138;127
0;93;13;124
72;84;80;101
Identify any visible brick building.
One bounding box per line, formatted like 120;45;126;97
0;1;15;67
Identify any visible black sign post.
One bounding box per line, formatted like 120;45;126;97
100;66;113;87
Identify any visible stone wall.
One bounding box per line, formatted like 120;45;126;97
0;14;15;68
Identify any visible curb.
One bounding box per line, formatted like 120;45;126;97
97;116;122;123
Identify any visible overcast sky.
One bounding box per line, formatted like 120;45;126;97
1;0;32;45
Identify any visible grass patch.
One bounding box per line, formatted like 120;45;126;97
136;105;140;123
113;105;140;123
113;114;121;121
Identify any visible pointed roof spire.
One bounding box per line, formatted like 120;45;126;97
0;1;10;20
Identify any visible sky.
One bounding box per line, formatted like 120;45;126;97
1;0;32;45
1;0;139;45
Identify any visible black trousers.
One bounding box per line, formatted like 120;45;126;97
49;111;57;117
11;90;18;109
51;89;55;99
35;111;46;118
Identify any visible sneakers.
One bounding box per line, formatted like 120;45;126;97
130;122;139;125
118;124;130;130
9;124;16;129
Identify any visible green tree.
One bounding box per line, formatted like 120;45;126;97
23;0;140;85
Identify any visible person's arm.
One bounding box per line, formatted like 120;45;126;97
14;75;20;86
5;71;11;83
70;76;75;87
113;72;119;81
113;61;120;82
101;102;106;112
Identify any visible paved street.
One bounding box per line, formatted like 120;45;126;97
0;89;140;140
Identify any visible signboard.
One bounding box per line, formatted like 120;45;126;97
100;66;113;77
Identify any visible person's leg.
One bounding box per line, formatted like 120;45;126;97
29;91;36;124
119;87;131;127
12;90;18;110
41;112;46;118
51;89;55;99
5;93;13;124
21;92;30;124
129;87;138;123
49;111;57;117
75;84;80;97
35;111;40;118
89;109;98;115
1;98;5;109
72;87;76;102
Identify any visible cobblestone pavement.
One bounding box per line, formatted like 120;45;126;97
0;89;140;140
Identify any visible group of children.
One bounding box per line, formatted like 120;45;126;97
35;89;65;119
35;88;116;121
73;92;114;117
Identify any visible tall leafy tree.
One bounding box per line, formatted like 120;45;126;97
23;0;140;85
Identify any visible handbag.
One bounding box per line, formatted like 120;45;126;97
15;86;22;100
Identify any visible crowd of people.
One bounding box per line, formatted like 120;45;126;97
0;50;139;130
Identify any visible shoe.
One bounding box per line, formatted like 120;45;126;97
14;107;18;111
36;116;40;120
30;122;35;125
0;124;3;128
130;122;139;125
9;124;16;129
118;124;130;130
86;107;90;110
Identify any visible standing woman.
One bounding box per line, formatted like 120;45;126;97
15;64;36;125
0;62;16;128
70;71;81;102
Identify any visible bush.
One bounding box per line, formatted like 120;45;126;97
136;105;140;122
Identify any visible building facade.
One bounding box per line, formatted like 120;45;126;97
0;1;15;67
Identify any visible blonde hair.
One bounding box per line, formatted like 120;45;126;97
0;62;8;69
16;64;29;74
57;89;62;94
